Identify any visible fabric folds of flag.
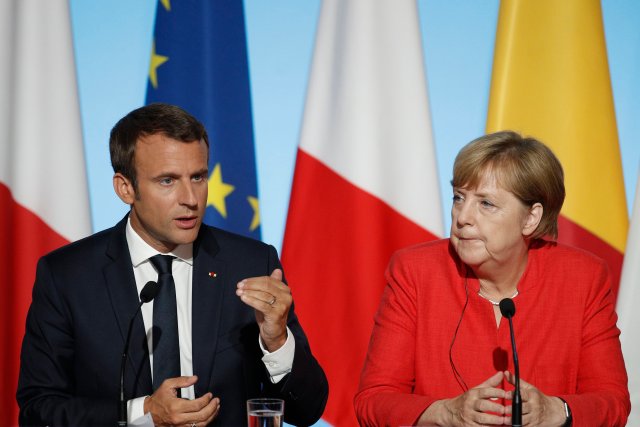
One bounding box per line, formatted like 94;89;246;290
486;0;628;296
618;172;640;425
146;0;260;239
0;1;91;425
282;1;443;425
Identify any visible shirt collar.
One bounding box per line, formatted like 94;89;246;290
125;217;193;267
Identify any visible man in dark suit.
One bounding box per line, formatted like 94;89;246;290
17;103;328;426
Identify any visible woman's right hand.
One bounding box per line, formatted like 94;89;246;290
417;371;508;426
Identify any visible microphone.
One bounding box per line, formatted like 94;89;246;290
118;281;160;427
499;298;521;427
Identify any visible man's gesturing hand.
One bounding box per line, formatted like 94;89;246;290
236;268;292;352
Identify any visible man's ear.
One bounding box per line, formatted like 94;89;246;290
113;173;136;205
522;202;543;237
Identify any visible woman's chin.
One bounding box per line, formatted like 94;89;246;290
455;249;487;268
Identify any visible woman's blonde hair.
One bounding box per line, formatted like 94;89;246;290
452;130;565;239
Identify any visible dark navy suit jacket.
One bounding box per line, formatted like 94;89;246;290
17;216;328;426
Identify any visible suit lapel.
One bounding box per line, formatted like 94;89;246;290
103;216;153;396
102;219;225;398
191;227;225;397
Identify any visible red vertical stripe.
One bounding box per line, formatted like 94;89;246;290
0;183;69;426
282;151;438;426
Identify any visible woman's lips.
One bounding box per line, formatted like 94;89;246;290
456;236;481;245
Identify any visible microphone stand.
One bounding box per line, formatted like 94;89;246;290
499;298;522;427
118;281;159;427
506;313;522;427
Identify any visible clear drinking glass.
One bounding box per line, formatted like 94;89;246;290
246;398;284;427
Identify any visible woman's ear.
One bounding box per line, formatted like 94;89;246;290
522;202;543;237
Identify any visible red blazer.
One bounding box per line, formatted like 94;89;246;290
355;239;629;426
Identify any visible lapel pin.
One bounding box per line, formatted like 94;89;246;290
208;272;217;278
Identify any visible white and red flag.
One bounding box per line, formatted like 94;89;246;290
282;1;443;425
618;172;640;425
0;1;91;425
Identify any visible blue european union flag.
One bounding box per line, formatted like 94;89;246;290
146;0;260;240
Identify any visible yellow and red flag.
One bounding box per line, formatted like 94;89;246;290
486;0;628;296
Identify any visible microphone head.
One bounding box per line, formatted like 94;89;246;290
140;281;160;303
499;298;516;318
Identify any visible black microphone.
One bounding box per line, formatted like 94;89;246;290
499;298;521;427
118;281;160;427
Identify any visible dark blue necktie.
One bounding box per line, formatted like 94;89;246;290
149;254;181;395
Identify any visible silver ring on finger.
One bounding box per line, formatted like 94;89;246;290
268;295;276;306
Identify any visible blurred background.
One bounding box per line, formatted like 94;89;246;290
71;0;640;243
2;1;639;426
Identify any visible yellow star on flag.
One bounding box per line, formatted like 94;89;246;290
247;196;260;231
148;40;169;89
207;163;235;218
160;0;171;11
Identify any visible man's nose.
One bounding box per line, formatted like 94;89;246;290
179;181;198;207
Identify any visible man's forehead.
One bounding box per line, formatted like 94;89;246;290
136;132;204;146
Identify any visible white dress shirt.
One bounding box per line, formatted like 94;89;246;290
125;219;294;422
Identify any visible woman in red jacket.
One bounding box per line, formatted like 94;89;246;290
355;131;630;426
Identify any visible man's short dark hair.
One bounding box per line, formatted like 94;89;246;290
110;103;209;189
